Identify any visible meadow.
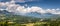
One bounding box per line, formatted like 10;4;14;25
0;14;60;26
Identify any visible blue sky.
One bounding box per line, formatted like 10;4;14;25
0;0;60;9
25;0;60;9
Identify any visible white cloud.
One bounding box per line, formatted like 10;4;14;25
11;0;39;3
14;0;25;3
0;0;60;15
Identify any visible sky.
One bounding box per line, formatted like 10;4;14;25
0;0;60;9
0;0;60;17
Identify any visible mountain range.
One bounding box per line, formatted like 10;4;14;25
0;9;60;19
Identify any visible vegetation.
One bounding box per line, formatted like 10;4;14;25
0;14;60;26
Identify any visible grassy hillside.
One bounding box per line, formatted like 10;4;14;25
0;14;60;26
0;14;41;23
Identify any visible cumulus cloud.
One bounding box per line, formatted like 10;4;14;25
14;0;25;3
0;0;60;15
11;0;35;3
11;0;40;3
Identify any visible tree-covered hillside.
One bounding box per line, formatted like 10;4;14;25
0;14;41;23
0;14;60;26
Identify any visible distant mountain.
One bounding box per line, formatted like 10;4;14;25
0;10;14;15
0;10;60;18
25;12;56;18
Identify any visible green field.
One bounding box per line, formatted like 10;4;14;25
0;14;60;26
